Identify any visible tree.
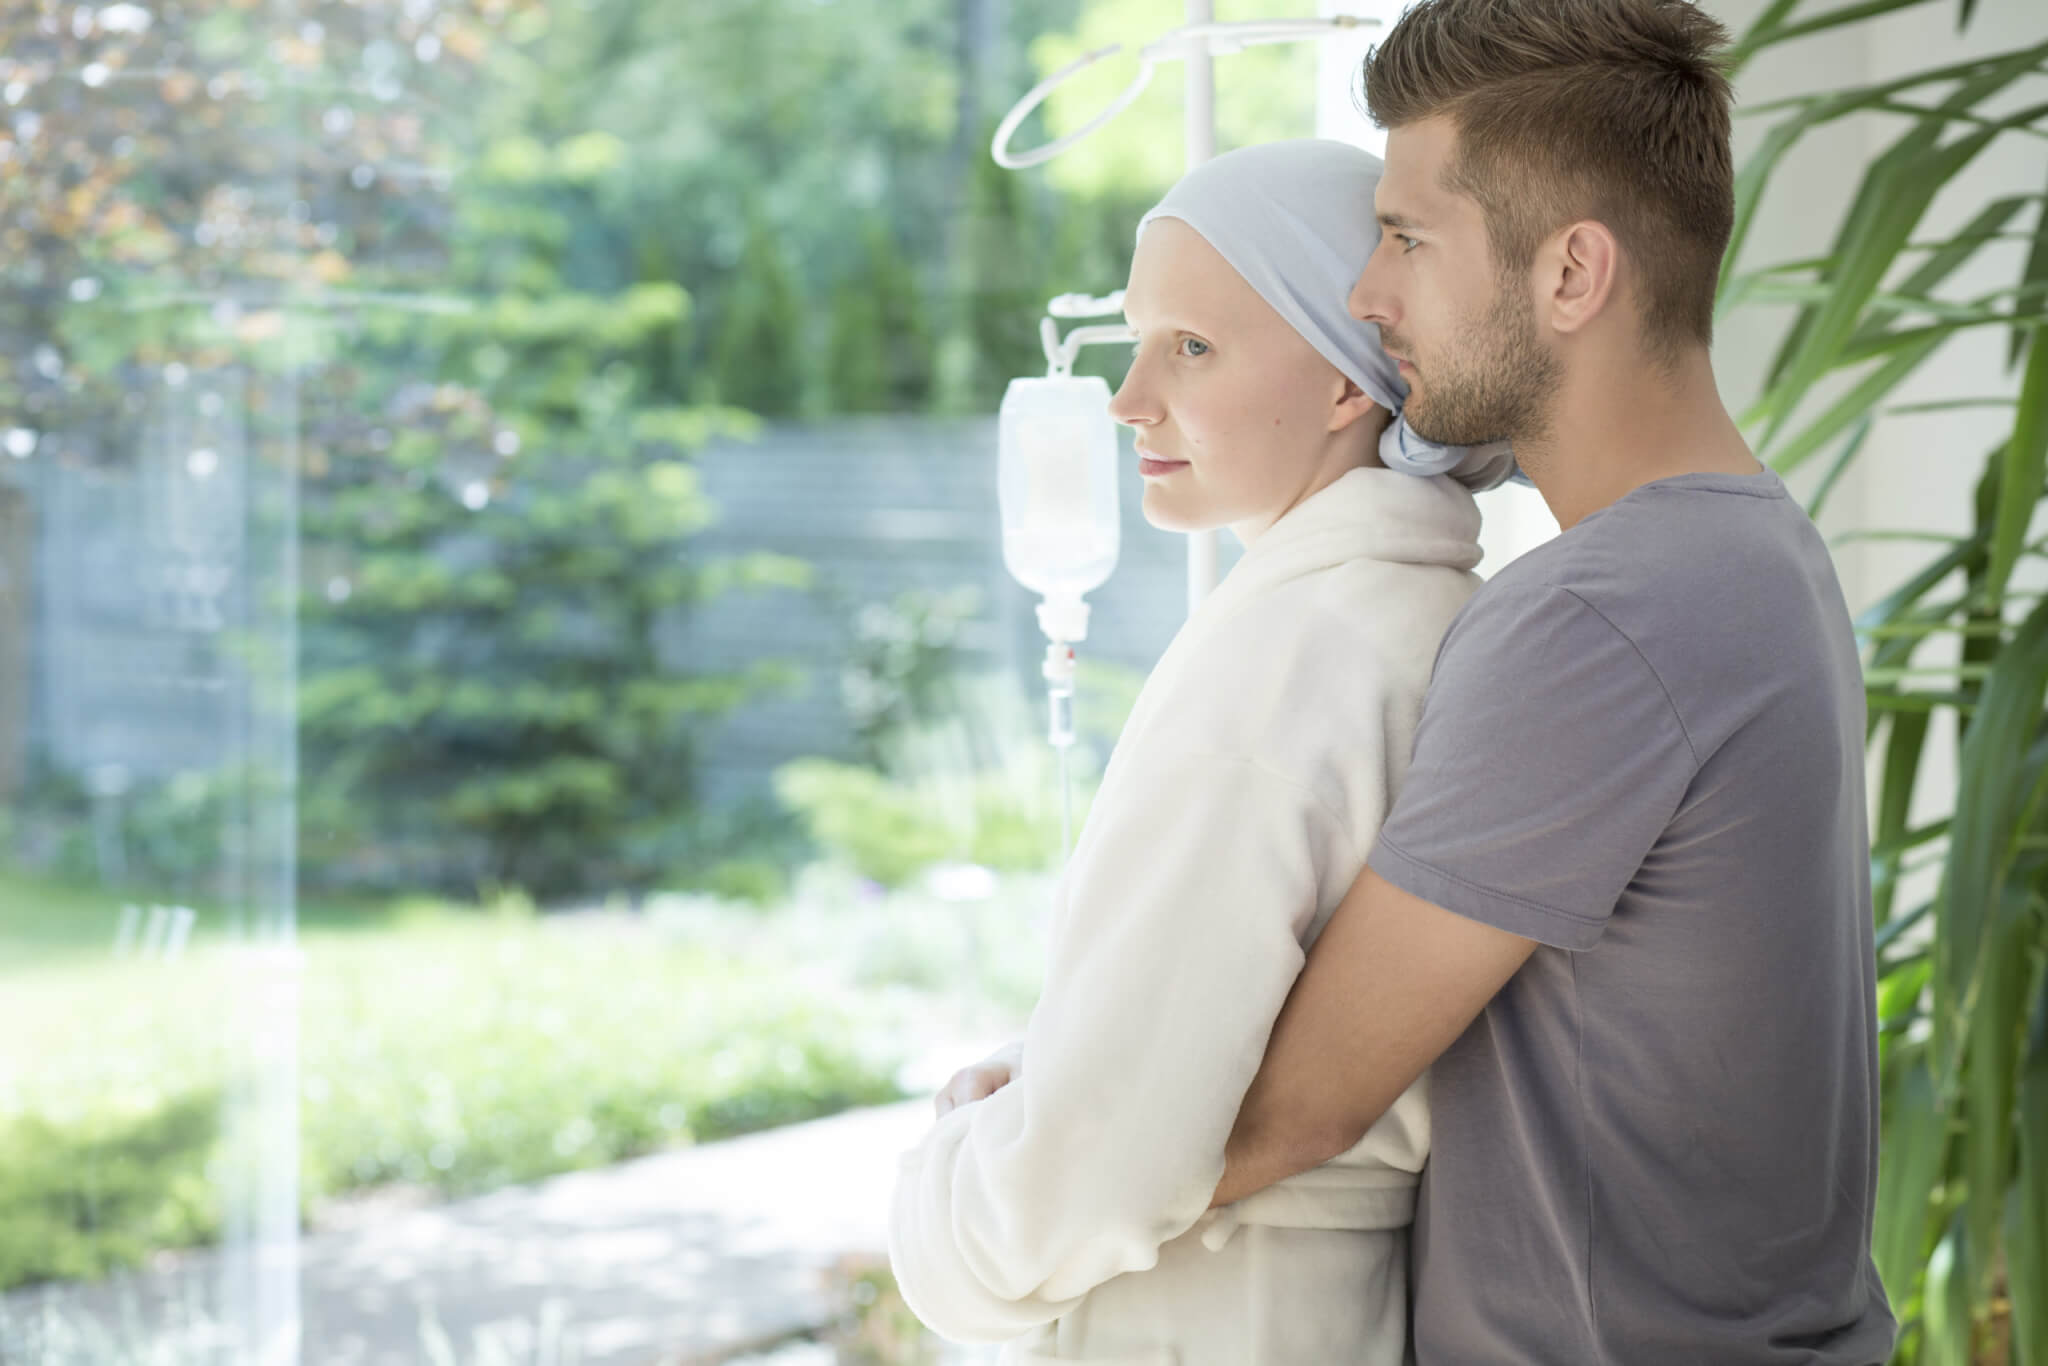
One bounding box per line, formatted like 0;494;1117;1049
298;99;809;904
0;0;539;900
708;202;809;416
826;218;935;413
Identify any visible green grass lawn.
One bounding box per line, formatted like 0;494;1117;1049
0;864;925;1291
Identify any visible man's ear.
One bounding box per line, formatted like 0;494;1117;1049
1542;219;1620;337
1329;378;1383;435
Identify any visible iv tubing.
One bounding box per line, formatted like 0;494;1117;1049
1042;638;1080;863
1059;737;1075;864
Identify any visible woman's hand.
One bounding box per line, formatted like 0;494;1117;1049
934;1046;1021;1117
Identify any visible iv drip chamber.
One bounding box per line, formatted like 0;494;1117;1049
998;374;1120;631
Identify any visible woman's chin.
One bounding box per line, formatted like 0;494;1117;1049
1140;486;1230;535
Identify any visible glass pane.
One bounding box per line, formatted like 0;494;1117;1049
1;2;302;1360
5;4;1510;1363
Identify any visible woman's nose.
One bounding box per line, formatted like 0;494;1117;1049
1108;361;1156;427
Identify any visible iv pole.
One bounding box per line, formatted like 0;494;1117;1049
990;10;1374;619
1181;0;1221;615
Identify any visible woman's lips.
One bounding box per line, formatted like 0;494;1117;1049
1138;455;1189;477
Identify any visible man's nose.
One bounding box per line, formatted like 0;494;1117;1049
1349;252;1394;326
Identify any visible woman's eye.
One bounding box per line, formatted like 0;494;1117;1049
1178;337;1210;358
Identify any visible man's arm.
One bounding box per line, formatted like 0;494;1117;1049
1213;866;1536;1208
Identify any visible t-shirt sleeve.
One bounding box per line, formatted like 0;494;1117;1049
1369;582;1698;950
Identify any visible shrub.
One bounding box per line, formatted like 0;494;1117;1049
0;1094;220;1288
776;673;1105;890
0;902;907;1293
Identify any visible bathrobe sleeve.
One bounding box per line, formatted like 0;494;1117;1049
888;747;1351;1341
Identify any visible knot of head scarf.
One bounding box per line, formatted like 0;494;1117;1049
1136;138;1520;493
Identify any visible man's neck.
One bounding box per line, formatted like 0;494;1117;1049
1518;348;1762;531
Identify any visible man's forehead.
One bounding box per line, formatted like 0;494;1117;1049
1377;121;1464;223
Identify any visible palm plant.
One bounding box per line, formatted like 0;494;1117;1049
1715;3;2048;1362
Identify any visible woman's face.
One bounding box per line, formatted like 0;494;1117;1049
1111;218;1383;542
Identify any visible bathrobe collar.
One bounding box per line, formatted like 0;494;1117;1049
1200;467;1483;623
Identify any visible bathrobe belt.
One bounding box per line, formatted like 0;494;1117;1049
1192;1171;1418;1252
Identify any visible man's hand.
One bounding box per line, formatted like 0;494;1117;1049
934;1049;1019;1117
1214;867;1536;1207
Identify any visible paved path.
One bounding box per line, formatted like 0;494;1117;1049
1;1093;1008;1365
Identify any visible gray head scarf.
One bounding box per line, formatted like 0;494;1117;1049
1136;138;1519;492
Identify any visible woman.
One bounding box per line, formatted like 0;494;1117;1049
888;139;1512;1366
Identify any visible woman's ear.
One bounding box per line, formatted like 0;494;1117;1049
1328;378;1383;436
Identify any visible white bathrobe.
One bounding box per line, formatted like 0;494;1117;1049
889;467;1484;1365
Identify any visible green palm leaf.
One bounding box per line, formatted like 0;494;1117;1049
2011;169;2048;368
2012;971;2048;1365
1989;333;2048;605
1875;712;1933;924
1758;90;2048;453
1875;1055;1950;1308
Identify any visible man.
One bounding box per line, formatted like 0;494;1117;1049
1213;0;1899;1361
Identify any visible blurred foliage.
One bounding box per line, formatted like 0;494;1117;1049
1031;0;1324;202
777;674;1101;890
840;587;984;769
826;1254;944;1366
293;113;811;900
5;760;240;900
0;1093;221;1289
0;0;1329;904
783;587;1142;891
295;924;901;1196
0;0;1221;904
0;0;535;426
1715;1;2048;1360
469;0;1155;417
0;885;906;1293
776;760;960;889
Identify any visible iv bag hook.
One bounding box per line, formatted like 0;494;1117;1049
990;16;1374;171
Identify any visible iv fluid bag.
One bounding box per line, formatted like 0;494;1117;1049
998;375;1120;599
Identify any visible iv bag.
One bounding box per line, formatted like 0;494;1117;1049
998;375;1120;603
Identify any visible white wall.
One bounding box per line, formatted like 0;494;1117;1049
1708;0;2046;612
1311;0;2045;864
1707;0;2047;863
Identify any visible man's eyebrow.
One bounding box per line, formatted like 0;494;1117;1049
1377;210;1425;231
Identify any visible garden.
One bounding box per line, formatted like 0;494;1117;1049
1;0;2046;1363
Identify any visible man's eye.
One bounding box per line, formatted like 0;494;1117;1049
1395;234;1419;253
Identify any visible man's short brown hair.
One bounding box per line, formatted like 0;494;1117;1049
1363;0;1735;353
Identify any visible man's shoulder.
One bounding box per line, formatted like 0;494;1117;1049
1471;474;1820;634
1441;541;1631;661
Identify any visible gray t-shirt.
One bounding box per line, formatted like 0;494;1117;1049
1371;470;1896;1364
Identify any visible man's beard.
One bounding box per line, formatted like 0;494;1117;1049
1394;283;1559;449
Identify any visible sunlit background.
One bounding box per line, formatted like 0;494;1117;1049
1;0;2043;1363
